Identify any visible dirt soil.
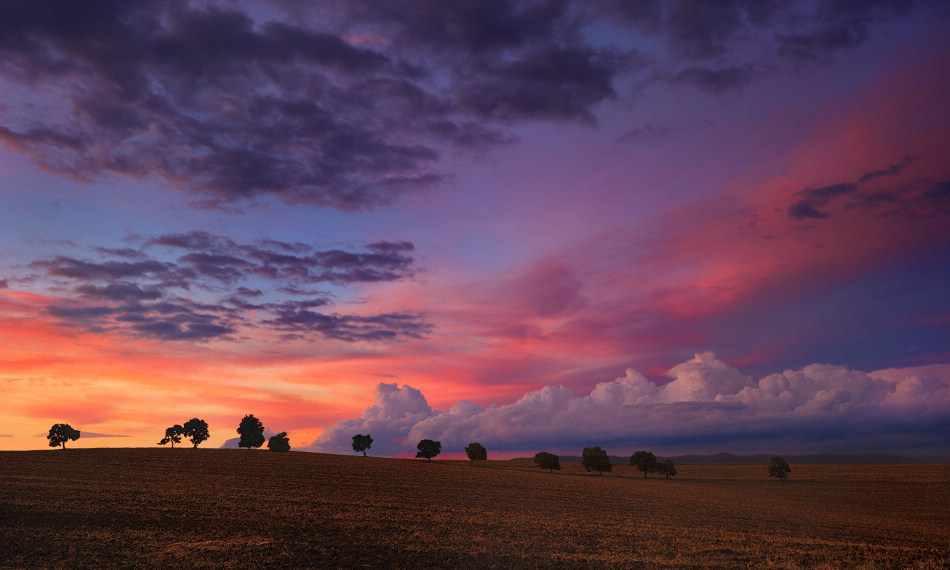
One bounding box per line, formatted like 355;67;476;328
1;449;947;568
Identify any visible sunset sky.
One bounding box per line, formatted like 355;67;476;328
2;1;948;457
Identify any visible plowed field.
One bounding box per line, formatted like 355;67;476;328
1;449;947;567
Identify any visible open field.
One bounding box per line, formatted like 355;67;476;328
1;449;947;568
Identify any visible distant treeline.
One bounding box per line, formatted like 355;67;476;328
516;452;950;465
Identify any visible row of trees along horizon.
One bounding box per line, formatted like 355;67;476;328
44;419;794;480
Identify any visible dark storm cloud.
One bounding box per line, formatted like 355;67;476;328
145;231;416;286
787;202;829;220
858;155;915;183
47;305;116;320
926;180;950;202
130;319;234;342
265;300;430;342
788;183;857;220
30;256;175;281
0;1;922;209
28;233;425;343
787;155;948;221
777;0;914;62
669;64;756;93
76;282;163;302
608;0;781;58
608;0;917;90
617;122;672;144
93;247;146;259
659;0;782;60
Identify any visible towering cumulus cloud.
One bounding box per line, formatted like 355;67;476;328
310;353;950;456
306;383;436;455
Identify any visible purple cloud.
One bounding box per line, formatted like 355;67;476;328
0;1;920;210
26;233;426;343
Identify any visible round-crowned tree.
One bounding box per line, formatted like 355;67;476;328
582;446;612;475
47;424;80;449
352;434;373;456
768;456;791;480
630;450;658;478
465;442;487;466
183;418;210;448
237;414;265;450
657;458;677;479
267;432;291;452
534;451;561;473
415;439;441;461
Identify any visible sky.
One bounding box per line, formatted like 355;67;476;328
1;0;948;458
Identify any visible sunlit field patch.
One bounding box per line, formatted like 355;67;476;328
1;449;947;567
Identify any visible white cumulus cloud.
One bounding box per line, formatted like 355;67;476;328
304;383;435;455
307;353;950;456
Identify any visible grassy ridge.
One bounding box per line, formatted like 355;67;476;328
1;449;948;567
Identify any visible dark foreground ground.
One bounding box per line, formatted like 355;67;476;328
1;449;947;568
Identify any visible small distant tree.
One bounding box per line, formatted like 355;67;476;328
47;424;80;449
657;458;677;479
237;414;265;450
768;456;791;480
158;424;184;448
182;418;210;448
416;439;441;461
267;432;291;452
352;434;373;456
582;446;612;475
630;450;658;478
465;442;487;466
534;451;560;473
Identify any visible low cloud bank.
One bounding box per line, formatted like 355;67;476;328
306;353;950;456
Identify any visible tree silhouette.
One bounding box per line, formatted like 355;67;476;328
237;414;265;450
267;432;291;452
415;439;441;461
352;434;373;456
465;442;487;466
582;446;612;475
534;451;560;473
657;458;677;479
158;424;184;448
182;418;210;448
630;450;658;478
47;424;80;449
768;456;791;480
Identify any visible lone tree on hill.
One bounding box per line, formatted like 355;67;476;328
582;446;612;475
657;458;677;479
465;442;487;466
267;432;291;452
416;439;441;461
768;456;791;480
158;424;184;447
534;451;560;473
47;423;80;449
182;418;210;448
630;450;658;478
352;434;373;456
237;414;265;450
